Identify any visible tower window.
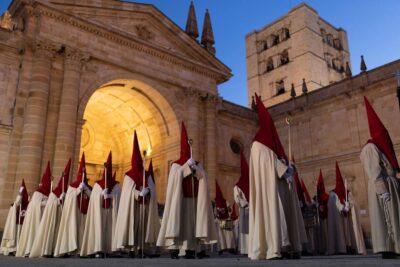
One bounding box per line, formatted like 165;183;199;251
326;34;333;46
272;34;280;46
333;39;342;50
280;50;289;65
276;80;285;95
282;28;290;41
266;57;274;72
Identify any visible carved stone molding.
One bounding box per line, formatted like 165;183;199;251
135;24;154;41
27;38;61;58
30;4;229;83
64;47;90;63
184;87;202;100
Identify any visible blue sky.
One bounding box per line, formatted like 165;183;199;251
1;0;399;107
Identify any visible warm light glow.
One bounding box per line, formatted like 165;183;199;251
80;80;162;184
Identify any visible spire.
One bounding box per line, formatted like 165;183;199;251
201;9;216;55
302;78;308;94
345;62;352;77
185;1;199;40
360;55;367;72
290;83;296;98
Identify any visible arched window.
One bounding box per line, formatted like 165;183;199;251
326;34;333;46
320;28;326;42
276;80;285;95
282;28;290;41
272;34;279;46
263;41;268;51
280;50;289;65
266;57;274;72
333;39;342;50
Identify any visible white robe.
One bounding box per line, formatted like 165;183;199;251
349;192;366;255
29;192;62;258
327;190;366;255
112;174;160;251
327;191;347;255
361;143;400;254
15;191;47;257
80;183;120;256
157;163;217;251
248;141;291;260
233;185;249;254
216;219;236;250
1;195;22;255
53;186;91;257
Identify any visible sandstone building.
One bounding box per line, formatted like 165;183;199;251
0;1;399;242
246;3;350;107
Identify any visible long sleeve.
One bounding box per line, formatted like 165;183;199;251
360;143;388;195
233;186;248;208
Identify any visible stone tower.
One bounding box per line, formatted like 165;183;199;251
246;3;350;107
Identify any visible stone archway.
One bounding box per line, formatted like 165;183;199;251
76;79;180;202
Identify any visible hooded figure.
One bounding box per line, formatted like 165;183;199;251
315;170;329;255
233;152;250;255
80;152;121;257
360;96;400;258
157;122;217;259
215;181;236;254
30;159;71;258
327;162;366;255
16;162;52;257
54;153;92;257
299;178;317;255
248;94;306;260
1;179;29;255
113;132;159;257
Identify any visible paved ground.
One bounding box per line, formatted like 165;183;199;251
0;254;399;267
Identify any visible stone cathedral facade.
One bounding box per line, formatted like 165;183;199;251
0;1;399;241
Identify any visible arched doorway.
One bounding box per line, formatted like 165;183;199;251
78;79;179;202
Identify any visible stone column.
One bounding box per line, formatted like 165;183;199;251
185;88;201;161
204;94;219;196
15;40;57;189
53;48;89;176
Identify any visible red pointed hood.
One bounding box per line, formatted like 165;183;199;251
215;180;227;209
253;93;287;161
174;122;191;166
97;152;117;191
317;169;329;204
126;131;145;187
300;179;312;204
235;151;249;200
333;162;346;204
36;161;52;196
146;159;155;184
53;159;71;197
364;96;399;171
20;179;29;211
230;203;238;221
70;153;89;189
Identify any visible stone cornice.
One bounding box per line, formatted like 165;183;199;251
26;2;230;83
